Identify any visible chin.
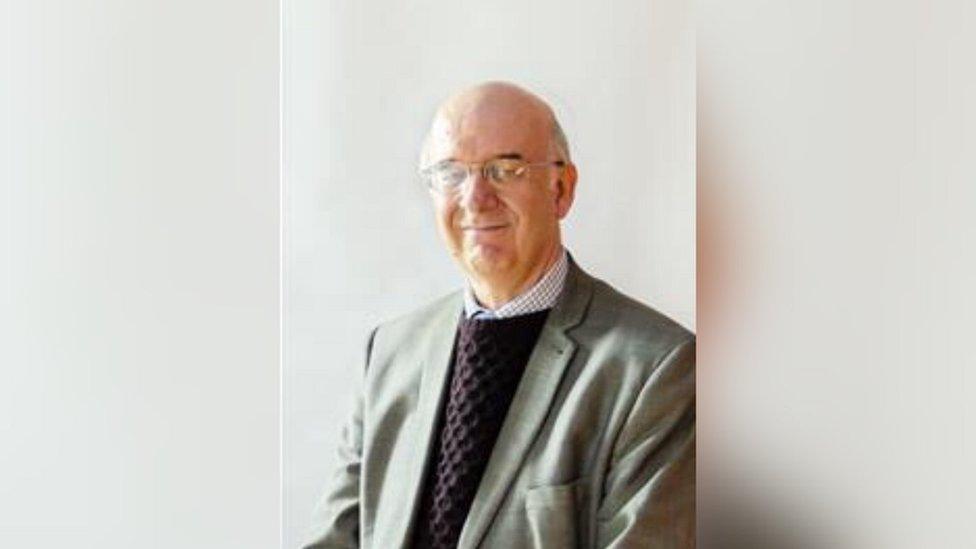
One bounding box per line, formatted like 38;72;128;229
464;245;515;276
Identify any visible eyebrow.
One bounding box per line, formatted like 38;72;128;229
493;153;524;160
436;152;525;165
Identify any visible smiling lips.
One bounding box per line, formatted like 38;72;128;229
462;223;509;232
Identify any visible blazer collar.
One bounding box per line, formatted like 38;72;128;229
385;257;596;549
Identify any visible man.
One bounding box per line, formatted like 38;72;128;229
304;82;695;548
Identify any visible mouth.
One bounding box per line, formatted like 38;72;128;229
462;223;509;232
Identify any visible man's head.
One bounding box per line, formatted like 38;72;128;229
420;81;578;306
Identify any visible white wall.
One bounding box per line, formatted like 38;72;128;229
0;1;279;547
283;0;694;546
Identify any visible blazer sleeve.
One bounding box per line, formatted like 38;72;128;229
596;337;696;548
302;328;377;549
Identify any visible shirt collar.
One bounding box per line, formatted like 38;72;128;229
463;249;569;320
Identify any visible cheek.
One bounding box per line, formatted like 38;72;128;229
509;193;555;226
433;201;460;238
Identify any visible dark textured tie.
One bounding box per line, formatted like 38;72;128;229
411;310;549;549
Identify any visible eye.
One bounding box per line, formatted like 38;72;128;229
488;159;525;182
433;162;468;188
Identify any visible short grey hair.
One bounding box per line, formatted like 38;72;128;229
550;117;571;163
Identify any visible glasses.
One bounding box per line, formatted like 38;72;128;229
420;158;564;193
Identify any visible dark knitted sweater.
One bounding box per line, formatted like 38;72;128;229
411;310;550;549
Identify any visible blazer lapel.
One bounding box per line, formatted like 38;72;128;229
380;293;463;549
457;261;595;549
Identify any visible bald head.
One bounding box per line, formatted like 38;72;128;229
421;82;570;167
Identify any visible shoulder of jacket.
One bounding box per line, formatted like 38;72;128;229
581;277;695;359
592;278;693;338
371;290;462;344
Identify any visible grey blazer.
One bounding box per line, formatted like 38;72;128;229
304;261;695;548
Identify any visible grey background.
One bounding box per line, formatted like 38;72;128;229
698;0;976;546
1;0;279;547
282;0;694;546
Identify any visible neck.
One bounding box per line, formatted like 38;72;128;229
470;245;562;310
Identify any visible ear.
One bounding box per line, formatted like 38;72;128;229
554;163;578;220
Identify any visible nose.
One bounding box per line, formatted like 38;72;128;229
456;166;499;212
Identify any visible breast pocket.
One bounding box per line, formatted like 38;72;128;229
524;479;585;549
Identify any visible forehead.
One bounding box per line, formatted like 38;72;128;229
426;100;551;163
